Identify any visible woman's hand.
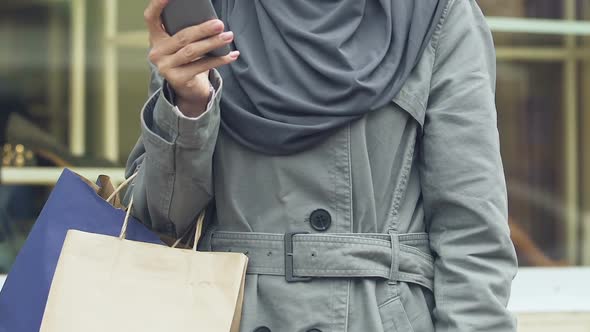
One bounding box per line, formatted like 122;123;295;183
144;0;239;117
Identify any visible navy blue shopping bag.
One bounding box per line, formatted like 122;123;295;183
0;169;163;332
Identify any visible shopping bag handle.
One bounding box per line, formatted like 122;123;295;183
106;172;138;205
112;172;205;251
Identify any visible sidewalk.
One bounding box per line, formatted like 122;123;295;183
510;268;590;331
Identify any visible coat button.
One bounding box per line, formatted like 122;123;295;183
254;327;271;332
310;209;332;231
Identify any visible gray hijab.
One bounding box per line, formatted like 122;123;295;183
213;0;448;155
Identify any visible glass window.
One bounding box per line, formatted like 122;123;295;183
1;0;590;273
479;0;590;266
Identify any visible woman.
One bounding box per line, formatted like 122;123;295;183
127;0;518;330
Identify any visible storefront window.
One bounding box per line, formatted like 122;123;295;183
1;0;590;273
479;0;590;266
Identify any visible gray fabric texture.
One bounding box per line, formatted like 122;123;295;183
213;0;449;155
126;0;517;331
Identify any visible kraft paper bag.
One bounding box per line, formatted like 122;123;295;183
40;183;248;332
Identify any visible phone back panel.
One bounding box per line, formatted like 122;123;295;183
162;0;219;36
161;0;230;56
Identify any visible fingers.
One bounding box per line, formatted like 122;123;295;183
144;0;169;44
158;31;234;71
144;7;239;101
150;20;225;59
166;51;240;87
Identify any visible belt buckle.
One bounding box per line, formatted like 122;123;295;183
284;231;312;283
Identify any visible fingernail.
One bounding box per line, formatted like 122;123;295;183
229;51;240;59
220;31;234;41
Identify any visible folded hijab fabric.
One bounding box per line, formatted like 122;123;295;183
213;0;449;155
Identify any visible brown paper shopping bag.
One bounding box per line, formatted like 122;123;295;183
40;177;248;332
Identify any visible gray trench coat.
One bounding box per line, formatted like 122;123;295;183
125;0;518;331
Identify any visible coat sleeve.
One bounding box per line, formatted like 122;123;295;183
419;0;518;330
124;63;222;239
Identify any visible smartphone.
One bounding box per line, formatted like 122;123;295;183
161;0;231;57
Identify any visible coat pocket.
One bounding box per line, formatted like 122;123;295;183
378;295;415;332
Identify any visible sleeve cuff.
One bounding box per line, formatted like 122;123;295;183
166;83;216;122
140;68;223;152
163;69;220;120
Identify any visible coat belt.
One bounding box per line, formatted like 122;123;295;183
207;231;434;291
